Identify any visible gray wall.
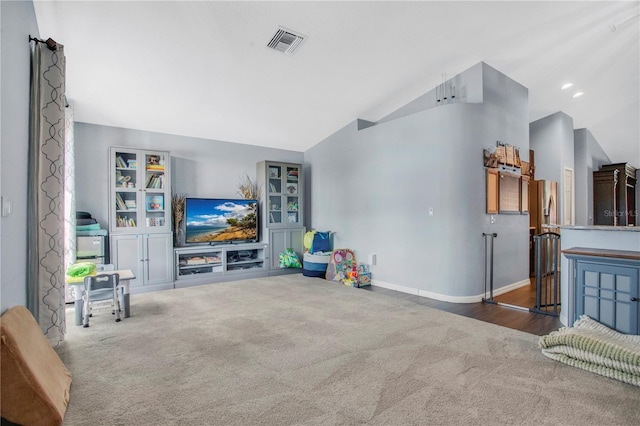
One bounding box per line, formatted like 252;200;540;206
304;62;530;300
1;0;40;313
74;123;303;232
573;128;611;226
529;111;575;225
378;62;484;124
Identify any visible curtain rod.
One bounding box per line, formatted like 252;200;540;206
29;35;58;51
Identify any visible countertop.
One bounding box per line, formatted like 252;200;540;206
562;247;640;260
558;225;640;232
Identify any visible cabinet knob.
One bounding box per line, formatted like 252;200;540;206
631;297;638;302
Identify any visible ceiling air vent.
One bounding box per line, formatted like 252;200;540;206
267;27;305;55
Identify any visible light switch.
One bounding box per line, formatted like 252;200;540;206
1;196;12;217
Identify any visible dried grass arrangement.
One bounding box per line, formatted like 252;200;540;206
171;192;187;231
237;173;262;200
171;193;187;246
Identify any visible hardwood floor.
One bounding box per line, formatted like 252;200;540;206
362;284;562;336
494;276;560;316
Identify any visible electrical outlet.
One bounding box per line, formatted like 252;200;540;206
369;253;377;266
490;214;496;224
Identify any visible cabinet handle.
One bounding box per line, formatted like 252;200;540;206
631;297;638;302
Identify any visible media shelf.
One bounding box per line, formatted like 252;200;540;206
174;243;268;286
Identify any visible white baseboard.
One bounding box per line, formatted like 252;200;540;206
559;313;569;327
371;278;530;304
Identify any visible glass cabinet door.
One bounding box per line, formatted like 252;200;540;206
268;164;283;225
285;165;300;225
143;152;168;231
111;148;171;234
114;149;141;230
261;161;303;229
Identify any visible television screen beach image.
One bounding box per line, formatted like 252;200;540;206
185;198;258;244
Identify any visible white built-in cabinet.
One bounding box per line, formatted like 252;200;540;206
109;147;171;234
267;228;305;272
257;161;305;274
111;234;173;291
109;147;173;292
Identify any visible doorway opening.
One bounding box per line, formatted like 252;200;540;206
492;232;561;316
482;149;562;319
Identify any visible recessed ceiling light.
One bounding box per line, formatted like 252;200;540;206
561;83;573;90
573;92;584;98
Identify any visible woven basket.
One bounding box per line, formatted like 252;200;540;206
494;146;506;164
505;146;515;166
483;150;499;168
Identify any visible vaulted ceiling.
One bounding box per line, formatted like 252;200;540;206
34;1;639;164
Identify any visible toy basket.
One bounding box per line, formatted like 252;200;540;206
303;252;330;278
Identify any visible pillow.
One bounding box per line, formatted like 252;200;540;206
1;306;72;425
66;262;96;278
279;248;302;268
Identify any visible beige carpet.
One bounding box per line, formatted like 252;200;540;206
57;274;640;425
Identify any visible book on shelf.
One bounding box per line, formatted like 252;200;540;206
116;155;127;168
115;193;127;210
117;216;136;227
145;173;164;189
186;257;206;265
269;182;277;192
145;217;164;227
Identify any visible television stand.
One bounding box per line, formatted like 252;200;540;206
174;242;268;287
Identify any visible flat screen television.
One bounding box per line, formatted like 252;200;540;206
184;198;258;245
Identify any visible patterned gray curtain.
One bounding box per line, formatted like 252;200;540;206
64;105;77;302
27;39;67;345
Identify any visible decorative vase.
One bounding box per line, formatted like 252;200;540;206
174;227;185;247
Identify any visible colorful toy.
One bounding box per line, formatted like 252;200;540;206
303;231;315;252
326;249;357;283
358;272;371;287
